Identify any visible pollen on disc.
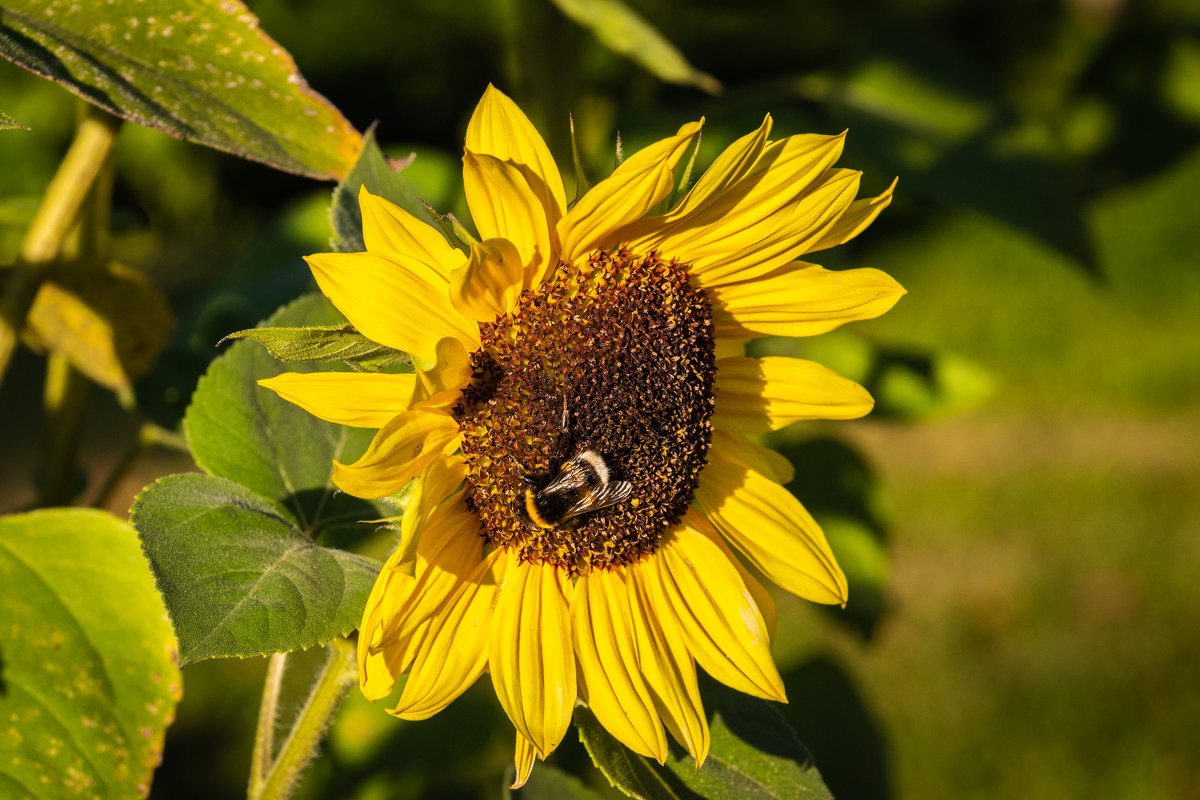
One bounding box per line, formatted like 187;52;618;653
453;250;716;575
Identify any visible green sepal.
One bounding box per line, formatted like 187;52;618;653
220;323;411;372
330;129;432;253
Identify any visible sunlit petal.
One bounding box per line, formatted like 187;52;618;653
626;560;710;766
306;251;480;363
466;84;567;218
654;522;785;701
489;559;577;757
709;429;795;485
257;371;415;428
463;151;559;289
359;187;467;278
713;356;874;432
557;120;703;261
332;409;460;499
573;569;668;762
695;459;848;605
709;261;906;339
390;548;505;720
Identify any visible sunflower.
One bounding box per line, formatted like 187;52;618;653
260;85;904;786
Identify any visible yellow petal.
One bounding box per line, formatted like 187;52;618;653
412;336;474;404
686;167;862;287
358;549;416;701
511;733;538;790
626;561;710;766
573;570;668;762
489;559;577;757
806;178;897;254
463;151;560;289
557;120;704;261
257;371;415;428
385;510;483;643
670;115;773;217
685;507;777;640
449;237;526;322
695;459;847;605
394;455;468;575
708;261;906;339
305;251;480;364
466;85;567;218
713;356;874;433
358;186;467;279
709;429;795;486
654;523;785;702
390;549;505;720
626;132;846;274
332;408;461;499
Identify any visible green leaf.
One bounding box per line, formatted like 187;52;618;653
131;473;381;665
576;707;681;800
185;293;384;517
0;110;28;130
578;679;832;799
129;292;397;663
24;260;175;392
329;129;429;252
0;0;361;179
546;0;721;94
0;508;181;798
221;324;411;372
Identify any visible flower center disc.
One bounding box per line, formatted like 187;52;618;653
454;249;716;574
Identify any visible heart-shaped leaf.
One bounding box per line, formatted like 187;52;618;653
0;0;361;179
132;473;381;664
132;292;398;664
0;508;181;798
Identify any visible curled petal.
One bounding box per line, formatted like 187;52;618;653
511;733;538;790
713;356;874;433
258;371;414;428
463;151;559;290
450;237;527;322
332;409;461;499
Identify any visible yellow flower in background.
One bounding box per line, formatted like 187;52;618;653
260;85;904;786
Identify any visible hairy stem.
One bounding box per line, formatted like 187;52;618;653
250;639;357;800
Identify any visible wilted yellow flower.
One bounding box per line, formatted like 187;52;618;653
261;85;903;787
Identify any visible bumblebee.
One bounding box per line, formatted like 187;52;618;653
521;448;633;530
519;397;633;530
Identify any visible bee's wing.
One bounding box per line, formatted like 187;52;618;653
542;458;593;494
566;481;633;519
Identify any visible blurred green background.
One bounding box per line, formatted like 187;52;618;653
2;0;1199;797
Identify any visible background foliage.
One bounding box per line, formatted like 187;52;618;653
2;0;1198;797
